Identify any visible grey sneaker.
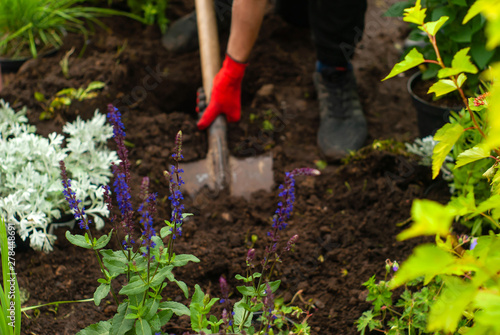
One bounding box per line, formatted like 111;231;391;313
313;68;367;159
161;11;199;53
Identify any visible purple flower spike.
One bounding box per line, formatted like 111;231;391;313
60;161;89;230
246;248;256;263
107;105;134;245
284;234;299;252
168;131;185;239
219;276;229;303
271;168;320;240
139;177;157;257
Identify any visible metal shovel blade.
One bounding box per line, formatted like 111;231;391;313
181;115;274;199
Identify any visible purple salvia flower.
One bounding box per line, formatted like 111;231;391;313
246;248;256;265
263;282;275;315
470;238;478;250
219;276;229;303
168;131;185;239
107;105;134;246
283;234;299;252
270;168;320;241
60;161;90;230
139;177;157;257
103;185;116;225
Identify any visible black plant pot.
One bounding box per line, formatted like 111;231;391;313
407;72;462;138
0;48;59;73
14;213;75;253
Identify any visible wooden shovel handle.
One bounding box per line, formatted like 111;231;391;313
195;0;221;98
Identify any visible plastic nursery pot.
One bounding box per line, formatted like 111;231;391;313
0;47;59;73
14;213;75;253
407;72;462;138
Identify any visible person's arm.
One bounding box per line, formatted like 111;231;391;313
197;0;267;130
227;0;267;62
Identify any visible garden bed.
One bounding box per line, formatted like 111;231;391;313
1;0;449;333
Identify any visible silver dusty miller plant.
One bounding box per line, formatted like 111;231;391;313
406;135;453;183
0;100;117;252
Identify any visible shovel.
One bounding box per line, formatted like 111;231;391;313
181;0;273;200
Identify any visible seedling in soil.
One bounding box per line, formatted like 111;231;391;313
35;81;106;120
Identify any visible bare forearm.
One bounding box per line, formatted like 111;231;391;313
227;0;267;62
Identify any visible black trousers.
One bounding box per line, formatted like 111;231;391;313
275;0;368;66
216;0;368;66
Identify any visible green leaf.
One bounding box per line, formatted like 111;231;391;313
233;299;253;328
119;276;148;296
93;283;110;306
473;290;500;329
398;199;456;240
422;16;449;36
456;73;467;88
428;79;459;97
191;284;204;304
94;230;113;249
66;231;93;249
432;123;464;179
463;0;486;24
143;299;160;320
100;250;129;276
356;310;382;335
389;244;457;288
455;143;490;168
383;48;425;80
476;195;500;219
428;277;477;333
159;301;190;316
438;48;478;78
149;265;174;287
125;313;138;319
171;254;200;267
403;0;426;25
87;81;106;91
76;321;111;335
471;35;496;68
34;92;46;102
157;309;173;327
134;318;152;335
160;226;171;239
237;285;256;297
174;279;189;299
110;302;135;335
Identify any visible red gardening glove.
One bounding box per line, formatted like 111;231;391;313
197;54;248;130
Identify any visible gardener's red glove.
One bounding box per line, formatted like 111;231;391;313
197;54;248;130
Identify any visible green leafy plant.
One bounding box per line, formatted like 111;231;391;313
386;0;498;96
64;105;317;334
357;1;500;333
0;100;116;252
0;0;142;59
35;81;106;120
126;0;169;34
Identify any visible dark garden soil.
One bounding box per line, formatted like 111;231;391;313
1;0;450;334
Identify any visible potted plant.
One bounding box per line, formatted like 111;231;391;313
0;0;143;72
385;0;499;137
